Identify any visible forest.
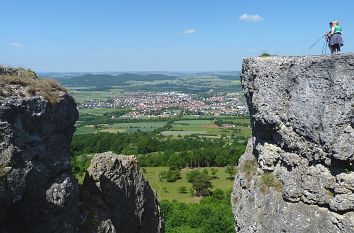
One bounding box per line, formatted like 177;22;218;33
71;131;246;171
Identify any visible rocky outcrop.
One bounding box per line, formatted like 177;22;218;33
0;67;80;232
79;152;164;233
232;54;354;233
0;68;164;233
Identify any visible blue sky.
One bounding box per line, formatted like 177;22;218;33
0;0;353;72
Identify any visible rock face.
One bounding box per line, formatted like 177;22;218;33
232;54;354;233
0;68;164;233
0;68;80;232
80;152;164;233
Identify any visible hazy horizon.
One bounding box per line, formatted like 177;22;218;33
1;0;353;72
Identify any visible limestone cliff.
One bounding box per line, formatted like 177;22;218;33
0;67;80;232
79;152;164;233
232;54;354;233
0;67;164;233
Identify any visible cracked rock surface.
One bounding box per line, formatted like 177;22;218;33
79;152;164;233
0;68;80;233
232;54;354;233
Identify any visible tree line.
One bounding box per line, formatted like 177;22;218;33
71;131;246;168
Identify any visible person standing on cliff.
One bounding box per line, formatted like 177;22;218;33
327;21;344;54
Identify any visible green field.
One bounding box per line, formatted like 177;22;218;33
70;88;123;104
72;164;236;203
161;130;208;137
75;126;99;135
126;76;241;87
75;116;251;139
79;108;128;116
76;121;168;134
101;122;168;133
142;167;235;203
160;119;250;138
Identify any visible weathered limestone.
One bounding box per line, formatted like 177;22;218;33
0;68;80;233
80;152;164;233
232;54;354;233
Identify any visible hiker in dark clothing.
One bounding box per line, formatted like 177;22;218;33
327;21;344;54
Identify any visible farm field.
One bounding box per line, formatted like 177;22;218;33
142;167;235;203
160;119;250;138
76;122;168;134
79;108;128;116
75;125;99;135
70;88;123;104
101;122;168;133
75;115;251;139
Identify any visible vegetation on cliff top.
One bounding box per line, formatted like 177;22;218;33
0;67;67;104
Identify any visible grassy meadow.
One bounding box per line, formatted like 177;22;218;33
161;119;250;138
142;167;235;203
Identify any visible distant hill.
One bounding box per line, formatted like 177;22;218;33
217;74;240;80
55;73;178;88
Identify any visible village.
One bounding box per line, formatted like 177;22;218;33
79;91;248;118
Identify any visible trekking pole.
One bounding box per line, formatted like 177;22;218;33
322;39;327;55
309;35;325;50
324;40;328;54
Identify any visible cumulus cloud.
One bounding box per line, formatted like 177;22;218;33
9;42;25;47
183;29;196;34
239;13;264;22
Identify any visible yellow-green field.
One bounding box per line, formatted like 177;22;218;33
160;119;250;138
142;167;235;203
76;121;168;134
70;88;123;104
79;108;128;116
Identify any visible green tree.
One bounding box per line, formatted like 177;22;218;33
210;168;218;179
186;170;201;183
225;165;236;180
160;193;234;233
177;186;188;194
192;174;213;197
159;167;182;182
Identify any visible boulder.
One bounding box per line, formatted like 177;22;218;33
80;152;164;233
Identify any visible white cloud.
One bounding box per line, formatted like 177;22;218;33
239;13;264;22
9;42;25;47
183;29;196;34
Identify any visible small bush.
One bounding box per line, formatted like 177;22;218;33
186;169;201;183
210;168;218;179
0;165;9;177
259;172;283;193
241;159;258;181
327;189;335;198
211;188;225;200
225;165;237;180
259;52;272;57
159;167;182;182
178;186;188;194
